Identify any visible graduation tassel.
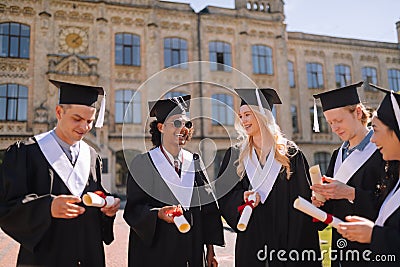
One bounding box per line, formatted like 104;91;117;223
95;93;106;128
255;89;266;115
313;98;320;133
390;92;400;129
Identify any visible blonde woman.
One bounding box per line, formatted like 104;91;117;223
215;88;321;267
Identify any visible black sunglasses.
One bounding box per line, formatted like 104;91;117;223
168;119;193;129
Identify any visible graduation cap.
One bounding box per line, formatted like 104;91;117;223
234;88;282;114
49;79;106;128
312;81;364;132
369;83;400;140
148;95;191;122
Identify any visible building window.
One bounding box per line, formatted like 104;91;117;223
306;63;324;89
310;106;329;133
288;61;296;88
388;69;400;92
291;105;299;133
0;22;30;58
314;152;331;175
362;67;378;91
209;41;232;72
211;94;234;126
0;84;28;121
252;45;273;74
115;90;141;124
164;38;188;68
335;64;351;87
115;33;140;66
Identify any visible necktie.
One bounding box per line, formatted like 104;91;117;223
174;158;181;177
70;145;78;164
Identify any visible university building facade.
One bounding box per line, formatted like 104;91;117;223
1;0;399;195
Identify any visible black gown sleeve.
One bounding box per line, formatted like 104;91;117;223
0;142;53;252
123;154;159;247
215;147;245;232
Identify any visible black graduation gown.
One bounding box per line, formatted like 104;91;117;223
323;148;386;267
0;138;115;267
123;151;224;267
215;146;321;267
370;194;400;267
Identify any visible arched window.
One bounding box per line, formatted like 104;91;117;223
115;90;141;124
0;84;28;121
115;33;140;66
209;41;232;72
164;37;188;68
335;64;351;87
306;63;324;89
252;45;273;75
314;152;331;175
0;22;30;58
211;94;234;126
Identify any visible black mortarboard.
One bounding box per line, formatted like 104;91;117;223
369;83;400;140
313;81;364;112
148;95;191;122
234;88;282;111
50;79;106;127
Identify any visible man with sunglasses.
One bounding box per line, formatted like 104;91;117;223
123;95;224;267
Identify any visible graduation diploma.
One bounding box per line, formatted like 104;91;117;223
83;191;115;208
237;193;256;231
167;209;191;233
293;196;342;229
309;165;326;202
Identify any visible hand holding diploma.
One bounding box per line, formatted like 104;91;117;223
309;165;326;203
293;196;343;229
237;191;259;231
83;191;115;208
159;205;191;233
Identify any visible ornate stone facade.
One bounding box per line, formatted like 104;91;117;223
0;0;399;195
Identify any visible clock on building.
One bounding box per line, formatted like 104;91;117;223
59;27;88;54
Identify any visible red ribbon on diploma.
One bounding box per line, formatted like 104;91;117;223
312;213;333;225
166;208;183;218
94;191;107;207
238;200;255;215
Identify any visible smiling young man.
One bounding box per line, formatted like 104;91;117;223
0;80;120;266
123;95;224;267
311;81;387;267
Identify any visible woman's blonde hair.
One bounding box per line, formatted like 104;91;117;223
235;105;297;180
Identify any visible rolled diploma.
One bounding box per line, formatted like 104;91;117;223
173;214;191;233
309;165;326;202
237;193;256;231
293;196;342;229
83;192;115;208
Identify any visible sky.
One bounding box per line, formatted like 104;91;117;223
163;0;400;43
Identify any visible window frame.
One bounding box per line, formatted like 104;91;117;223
115;33;141;66
164;37;188;68
306;63;324;89
114;89;141;124
0;22;30;59
0;83;28;122
211;93;234;126
209;41;232;72
252;45;273;75
335;64;352;87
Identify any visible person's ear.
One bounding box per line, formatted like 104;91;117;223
55;105;63;120
157;122;164;133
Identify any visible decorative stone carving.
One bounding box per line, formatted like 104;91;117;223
34;103;48;123
47;54;99;77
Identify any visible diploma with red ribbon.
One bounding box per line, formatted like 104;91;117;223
237;193;256;231
166;208;191;233
293;196;342;229
83;191;115;208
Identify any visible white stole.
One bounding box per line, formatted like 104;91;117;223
333;141;377;184
149;147;195;210
35;131;91;197
244;148;282;204
375;179;400;226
